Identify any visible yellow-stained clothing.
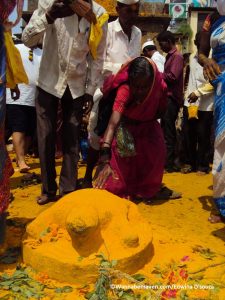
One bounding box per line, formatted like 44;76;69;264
4;31;28;89
89;13;109;60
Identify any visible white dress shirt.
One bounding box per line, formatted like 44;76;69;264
88;18;141;150
184;55;214;112
151;51;165;73
103;18;141;76
7;44;42;107
22;0;107;99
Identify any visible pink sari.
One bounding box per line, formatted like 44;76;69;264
103;58;167;199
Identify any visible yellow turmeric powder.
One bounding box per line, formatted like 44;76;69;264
23;189;153;284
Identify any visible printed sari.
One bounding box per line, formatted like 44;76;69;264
211;16;225;218
102;58;167;199
0;0;24;214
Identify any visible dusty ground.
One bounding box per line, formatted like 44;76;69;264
0;154;225;299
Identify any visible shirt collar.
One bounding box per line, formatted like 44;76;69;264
114;18;123;32
114;18;136;35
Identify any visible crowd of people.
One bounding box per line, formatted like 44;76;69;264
1;0;225;252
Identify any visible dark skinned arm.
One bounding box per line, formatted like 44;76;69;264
198;30;221;81
10;85;20;100
93;111;122;189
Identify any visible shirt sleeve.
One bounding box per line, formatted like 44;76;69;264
194;82;214;97
152;54;165;73
113;84;130;114
86;16;108;96
22;0;50;48
163;53;183;84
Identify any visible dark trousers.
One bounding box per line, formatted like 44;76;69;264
36;87;84;196
182;106;213;172
161;98;180;168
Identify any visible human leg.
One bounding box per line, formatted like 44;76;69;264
161;98;180;171
181;106;198;172
59;88;84;195
82;89;102;187
210;138;225;223
12;131;30;172
25;105;37;156
197;110;213;173
82;146;99;188
55;100;63;159
35;87;58;200
7;105;31;172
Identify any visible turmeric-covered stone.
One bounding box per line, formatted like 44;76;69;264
23;190;153;284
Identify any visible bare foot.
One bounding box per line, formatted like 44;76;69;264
208;214;224;223
17;161;30;173
196;171;207;176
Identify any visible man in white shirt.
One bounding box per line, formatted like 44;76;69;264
6;43;42;173
142;39;165;72
82;0;141;188
182;32;214;175
22;0;107;204
103;1;141;77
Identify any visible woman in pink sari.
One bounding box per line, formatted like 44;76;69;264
94;56;167;200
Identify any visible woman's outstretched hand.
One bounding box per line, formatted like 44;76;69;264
93;163;113;189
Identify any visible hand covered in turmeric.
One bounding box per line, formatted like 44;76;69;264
200;55;221;81
93;163;113;189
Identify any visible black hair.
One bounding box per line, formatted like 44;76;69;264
128;57;154;80
143;45;157;52
157;30;176;44
194;31;201;48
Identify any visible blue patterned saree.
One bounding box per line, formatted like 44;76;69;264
211;16;225;218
